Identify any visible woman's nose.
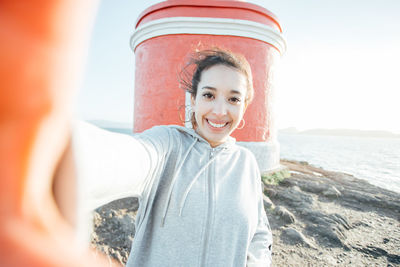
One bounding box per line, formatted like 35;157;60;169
212;98;227;116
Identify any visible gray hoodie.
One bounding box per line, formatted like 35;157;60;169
73;122;272;267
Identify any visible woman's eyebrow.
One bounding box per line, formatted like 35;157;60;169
201;86;216;91
230;89;243;95
202;86;243;95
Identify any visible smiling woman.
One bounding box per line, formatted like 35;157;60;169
72;48;273;266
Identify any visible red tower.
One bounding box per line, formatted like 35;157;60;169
131;0;286;172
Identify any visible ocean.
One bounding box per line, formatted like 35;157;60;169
278;133;400;194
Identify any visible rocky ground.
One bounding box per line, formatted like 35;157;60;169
91;159;400;266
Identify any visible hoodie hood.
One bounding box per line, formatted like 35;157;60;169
169;125;236;149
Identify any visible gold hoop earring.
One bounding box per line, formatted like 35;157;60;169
237;118;245;130
191;111;197;128
178;105;192;123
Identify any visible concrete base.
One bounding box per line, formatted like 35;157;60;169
238;140;280;173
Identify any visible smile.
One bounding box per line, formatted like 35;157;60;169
206;119;229;128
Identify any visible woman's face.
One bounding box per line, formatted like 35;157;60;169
191;64;248;147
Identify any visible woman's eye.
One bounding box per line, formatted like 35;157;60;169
203;93;214;99
229;97;241;104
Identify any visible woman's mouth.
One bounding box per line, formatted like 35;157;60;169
206;119;229;129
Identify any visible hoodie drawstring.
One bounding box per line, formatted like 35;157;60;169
161;139;197;226
178;150;222;216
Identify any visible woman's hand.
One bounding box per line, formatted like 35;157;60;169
0;1;120;266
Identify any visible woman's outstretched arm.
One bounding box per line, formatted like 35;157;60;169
72;121;153;210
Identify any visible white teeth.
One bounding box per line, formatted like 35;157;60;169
208;120;227;128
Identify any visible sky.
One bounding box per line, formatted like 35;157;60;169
76;0;400;133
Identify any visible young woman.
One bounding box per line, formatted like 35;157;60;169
73;49;272;266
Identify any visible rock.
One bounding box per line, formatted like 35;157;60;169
322;186;341;198
278;178;298;187
281;227;316;249
270;186;314;208
263;194;275;210
301;210;350;248
298;180;327;194
341;189;400;216
91;197;138;264
264;187;277;198
274;206;296;224
306;224;347;248
352;245;400;264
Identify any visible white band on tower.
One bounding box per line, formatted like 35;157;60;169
131;17;287;54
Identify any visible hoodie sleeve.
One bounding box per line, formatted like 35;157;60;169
71;121;172;246
246;180;273;267
72;121;169;211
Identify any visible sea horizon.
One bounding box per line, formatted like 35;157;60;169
88;119;400;139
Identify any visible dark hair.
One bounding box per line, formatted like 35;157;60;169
180;48;254;104
179;48;254;127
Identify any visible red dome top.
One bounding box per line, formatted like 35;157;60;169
135;0;283;33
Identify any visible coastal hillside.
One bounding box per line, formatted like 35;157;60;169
266;160;400;266
91;160;400;266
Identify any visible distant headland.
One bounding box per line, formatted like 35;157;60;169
279;127;400;139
